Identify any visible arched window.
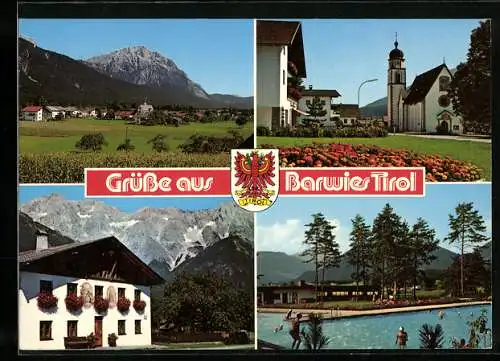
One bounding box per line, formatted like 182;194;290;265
439;76;450;91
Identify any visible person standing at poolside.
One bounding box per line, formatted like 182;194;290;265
290;313;303;349
395;327;408;349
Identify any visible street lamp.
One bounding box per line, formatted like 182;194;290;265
357;78;378;121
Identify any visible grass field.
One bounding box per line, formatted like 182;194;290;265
20;118;253;154
257;135;491;180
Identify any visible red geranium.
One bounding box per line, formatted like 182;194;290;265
117;297;131;313
65;293;84;312
94;296;109;313
37;292;58;310
133;299;146;312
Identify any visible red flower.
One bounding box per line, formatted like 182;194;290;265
94;296;110;313
65;293;84;312
116;297;131;313
37;292;58;310
133;299;146;312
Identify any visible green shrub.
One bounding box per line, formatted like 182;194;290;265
256;126;271;136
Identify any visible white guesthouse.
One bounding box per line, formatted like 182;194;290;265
256;20;309;131
21;106;45;121
387;38;463;134
297;87;342;127
19;234;164;350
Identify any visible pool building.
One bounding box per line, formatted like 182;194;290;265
258;281;379;305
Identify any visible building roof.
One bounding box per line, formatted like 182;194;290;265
301;89;341;98
403;63;450;105
45;106;65;112
257;20;306;78
116;110;135;116
337;104;360;118
19;236;164;285
22;105;43;112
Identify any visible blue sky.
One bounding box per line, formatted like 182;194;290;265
294;19;482;106
18;19;253;97
19;185;231;212
257;184;491;255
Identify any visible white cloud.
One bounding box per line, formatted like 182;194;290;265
256;217;352;255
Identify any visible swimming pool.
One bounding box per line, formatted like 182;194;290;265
258;305;492;349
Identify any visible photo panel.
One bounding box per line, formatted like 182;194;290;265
18;184;255;351
255;183;492;350
18;19;255;184
255;19;491;183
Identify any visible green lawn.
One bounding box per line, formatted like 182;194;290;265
20;118;253;154
258;135;491;180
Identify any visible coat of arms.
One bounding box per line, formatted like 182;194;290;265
230;149;279;212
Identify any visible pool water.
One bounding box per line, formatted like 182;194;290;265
258;305;492;349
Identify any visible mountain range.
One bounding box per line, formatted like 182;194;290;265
18;37;253;109
258;241;491;285
20;194;254;289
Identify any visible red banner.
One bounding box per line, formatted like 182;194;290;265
85;167;425;197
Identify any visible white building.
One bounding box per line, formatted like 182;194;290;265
44;106;66;119
387;38;463;134
21;106;45;121
337;104;361;126
19;234;164;350
256;20;309;131
297;87;341;127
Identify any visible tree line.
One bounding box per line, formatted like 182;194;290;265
301;201;489;301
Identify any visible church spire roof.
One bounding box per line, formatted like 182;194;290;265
389;33;404;60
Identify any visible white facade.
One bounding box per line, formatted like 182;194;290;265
298;95;334;126
256;45;291;129
22;109;43;121
19;271;152;350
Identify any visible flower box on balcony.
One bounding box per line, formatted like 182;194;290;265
94;296;109;314
133;299;146;313
65;293;84;312
117;297;131;313
37;292;58;311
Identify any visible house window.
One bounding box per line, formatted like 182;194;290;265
39;321;52;341
67;321;78;337
118;288;126;298
39;280;53;294
67;283;77;296
95;285;104;297
283;70;285;85
135;320;142;335
118;320;126;335
453;125;460;131
438;94;450;108
439;76;450;91
134;290;141;301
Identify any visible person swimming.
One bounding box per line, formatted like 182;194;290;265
439;310;445;319
395;327;408;349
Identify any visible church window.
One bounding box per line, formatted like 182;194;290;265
438;95;450;108
439;76;450;91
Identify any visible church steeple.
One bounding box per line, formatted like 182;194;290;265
394;32;398;49
387;33;407;132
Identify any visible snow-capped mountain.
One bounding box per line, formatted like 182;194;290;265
20;194;254;273
85;46;210;99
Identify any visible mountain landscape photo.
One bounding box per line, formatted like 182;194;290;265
20;193;254;290
19;38;252;109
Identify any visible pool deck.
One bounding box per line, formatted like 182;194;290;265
258;301;491;321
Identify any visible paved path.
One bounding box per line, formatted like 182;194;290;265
391;133;491;143
258;301;491;321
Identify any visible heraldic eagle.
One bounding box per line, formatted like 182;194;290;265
233;151;276;199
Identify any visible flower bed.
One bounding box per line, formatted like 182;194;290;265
272;126;388;138
117;297;131;313
261;143;482;182
37;292;58;310
94;296;110;314
65;293;84;312
133;299;146;312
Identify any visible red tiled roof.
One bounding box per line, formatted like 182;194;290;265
116;110;135;116
22;105;43;112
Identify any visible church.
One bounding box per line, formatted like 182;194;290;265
387;37;463;134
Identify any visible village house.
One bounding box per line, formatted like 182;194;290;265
44;106;66;119
337;104;361;126
297;86;341;127
256;20;309;131
114;110;136;120
257;281;379;305
387;38;463;134
19;232;164;350
21;105;46;121
134;101;154;124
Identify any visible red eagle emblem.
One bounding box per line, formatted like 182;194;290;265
233;151;276;199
